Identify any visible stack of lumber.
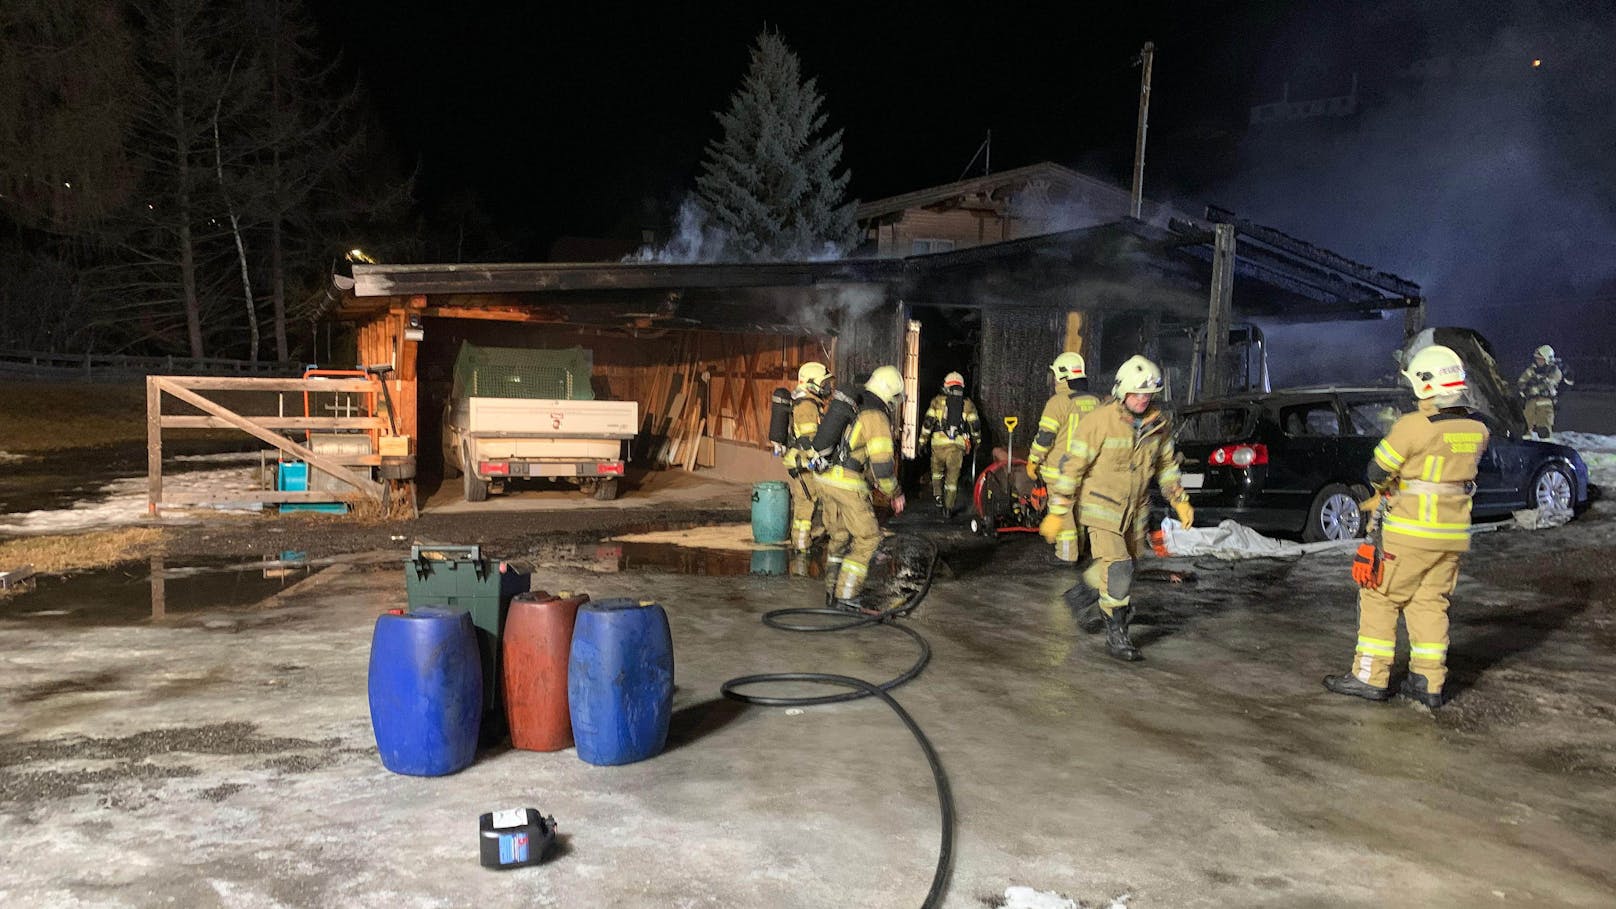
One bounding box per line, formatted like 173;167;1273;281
637;337;712;471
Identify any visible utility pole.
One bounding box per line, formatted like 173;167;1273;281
1204;223;1236;398
1130;41;1155;220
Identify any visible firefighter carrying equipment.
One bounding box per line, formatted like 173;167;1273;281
1403;345;1467;400
810;390;860;464
922;383;981;512
820;385;901;600
784;388;828;549
1112;355;1165;397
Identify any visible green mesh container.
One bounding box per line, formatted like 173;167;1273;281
451;342;594;401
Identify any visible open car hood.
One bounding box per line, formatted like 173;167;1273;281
1400;327;1526;438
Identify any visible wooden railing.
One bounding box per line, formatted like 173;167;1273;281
2;349;303;381
147;375;386;513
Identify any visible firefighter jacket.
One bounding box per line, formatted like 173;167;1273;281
818;392;900;497
920;392;981;450
1028;390;1101;468
1368;400;1489;552
1517;362;1564;402
783;390;823;470
1047;400;1185;534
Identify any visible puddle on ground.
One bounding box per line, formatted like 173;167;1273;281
0;553;319;626
527;540;825;578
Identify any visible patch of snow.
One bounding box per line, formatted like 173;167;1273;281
1553;431;1616;453
0;451;30;464
170;450;281;464
0;467;263;536
1003;887;1077;909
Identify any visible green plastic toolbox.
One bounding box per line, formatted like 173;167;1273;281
404;544;531;724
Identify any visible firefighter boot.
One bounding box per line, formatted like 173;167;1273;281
1064;584;1104;633
1399;672;1444;708
1322;674;1392;702
1103;605;1142;662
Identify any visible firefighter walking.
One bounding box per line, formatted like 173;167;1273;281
1517;344;1570;440
1043;355;1192;661
1027;353;1101;563
784;362;832;551
1325;345;1488;708
919;372;982;515
818;366;907;612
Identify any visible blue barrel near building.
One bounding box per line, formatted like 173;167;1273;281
751;481;790;544
568;598;674;766
368;607;482;776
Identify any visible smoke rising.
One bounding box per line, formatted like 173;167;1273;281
627;196;849;264
1222;1;1616;386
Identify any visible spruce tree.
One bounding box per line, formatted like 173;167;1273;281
695;30;856;261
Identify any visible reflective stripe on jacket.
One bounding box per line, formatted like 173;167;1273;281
1369;401;1489;552
783;393;822;469
1047;400;1184;533
819;402;899;497
1029;391;1099;466
921;394;981;449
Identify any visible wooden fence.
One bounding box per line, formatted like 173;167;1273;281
2;349;302;382
146;375;386;514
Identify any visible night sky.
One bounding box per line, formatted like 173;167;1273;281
310;1;1616;371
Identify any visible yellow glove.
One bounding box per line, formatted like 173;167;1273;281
1359;493;1382;515
1172;499;1194;529
1039;513;1063;543
1025;461;1040;480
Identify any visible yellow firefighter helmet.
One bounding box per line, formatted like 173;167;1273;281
797;362;832;395
1113;355;1165;396
866;365;905;407
1403;345;1467;399
1050;352;1086;381
1535;344;1555;361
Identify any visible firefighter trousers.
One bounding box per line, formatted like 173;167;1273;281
819;482;881;599
1524;398;1555;438
788;472;823;551
1349;545;1459;691
929;446;966;510
1040;466;1082;563
1081;528;1140;615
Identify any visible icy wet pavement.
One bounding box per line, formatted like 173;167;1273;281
1;510;1614;907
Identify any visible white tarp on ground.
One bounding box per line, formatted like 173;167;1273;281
1156;518;1354;560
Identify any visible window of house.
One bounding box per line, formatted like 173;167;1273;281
911;239;955;255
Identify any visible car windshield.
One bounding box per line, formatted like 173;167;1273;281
1176;406;1256;444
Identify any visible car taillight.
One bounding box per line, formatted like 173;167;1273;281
1209;443;1268;468
595;462;624;476
479;461;510;476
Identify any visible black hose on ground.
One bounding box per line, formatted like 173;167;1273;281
721;536;954;909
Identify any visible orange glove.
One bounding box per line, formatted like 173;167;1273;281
1351;542;1382;588
1038;513;1063;543
1025;461;1040;481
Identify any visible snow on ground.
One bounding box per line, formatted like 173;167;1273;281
1556;432;1616;487
0;467;262;535
0;451;30;464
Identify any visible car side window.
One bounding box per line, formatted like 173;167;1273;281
1278;403;1340;437
1345;400;1401;436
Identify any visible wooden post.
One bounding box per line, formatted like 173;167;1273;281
1204;224;1237;398
1130;41;1156;221
1403;297;1427;339
147;377;162;515
150;555;166;620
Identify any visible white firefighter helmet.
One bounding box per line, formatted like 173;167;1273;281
1535;344;1555;361
866;365;905;407
1113;355;1165;396
1403;344;1467;399
1050;352;1086;381
797;362;832;395
943;371;965;389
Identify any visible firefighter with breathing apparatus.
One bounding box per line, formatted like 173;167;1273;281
777;362;832;551
1027;352;1102;563
1325;344;1488;708
919;372;982;515
1517;344;1571;441
813;366;906;613
1043;355;1191;661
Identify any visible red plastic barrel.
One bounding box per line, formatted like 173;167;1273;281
503;591;589;751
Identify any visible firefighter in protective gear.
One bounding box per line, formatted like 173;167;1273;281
1045;355;1190;661
1517;344;1569;440
819;365;906;611
1028;352;1102;562
919;372;982;514
784;363;832;551
1324;344;1488;708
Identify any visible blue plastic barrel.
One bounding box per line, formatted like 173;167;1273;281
368;607;482;776
568;599;674;766
751;481;790;544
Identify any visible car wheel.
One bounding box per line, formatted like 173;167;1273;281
462;444;488;503
1530;462;1573;513
1304;483;1362;543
